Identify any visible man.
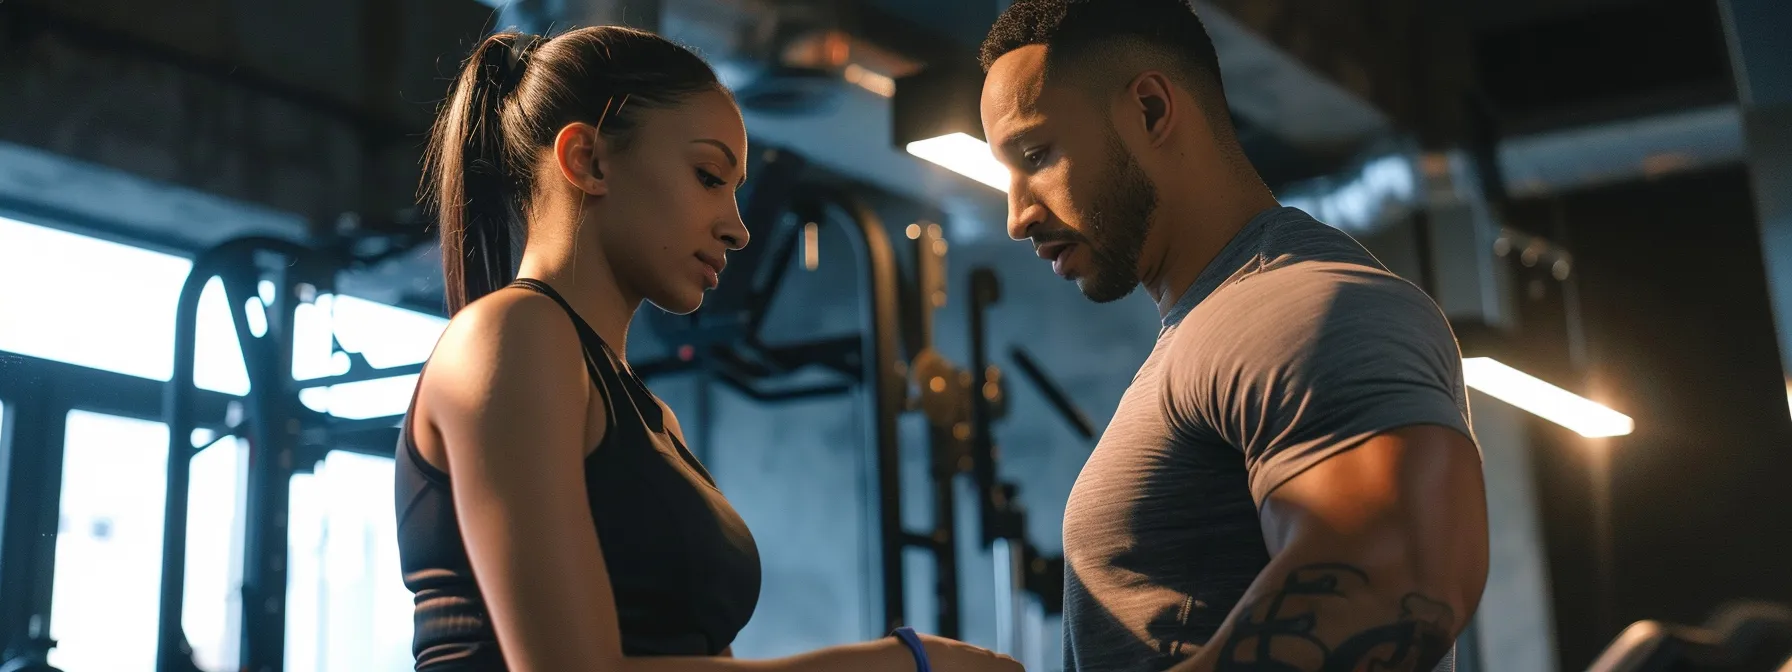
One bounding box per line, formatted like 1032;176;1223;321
977;1;1490;671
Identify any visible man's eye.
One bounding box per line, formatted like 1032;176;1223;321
1024;148;1048;167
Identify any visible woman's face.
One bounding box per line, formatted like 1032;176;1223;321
598;88;750;315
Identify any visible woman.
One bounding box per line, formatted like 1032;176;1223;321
395;25;1023;672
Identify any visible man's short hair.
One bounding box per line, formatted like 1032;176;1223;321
979;0;1231;130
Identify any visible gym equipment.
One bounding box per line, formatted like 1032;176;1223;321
0;634;60;672
963;268;1089;661
1587;601;1792;672
158;230;425;672
637;159;924;635
637;148;1091;644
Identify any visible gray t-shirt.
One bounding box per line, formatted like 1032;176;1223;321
1060;206;1475;672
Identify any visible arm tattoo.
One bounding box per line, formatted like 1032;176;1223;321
1214;563;1455;672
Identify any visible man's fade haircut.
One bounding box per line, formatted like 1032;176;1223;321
979;0;1237;141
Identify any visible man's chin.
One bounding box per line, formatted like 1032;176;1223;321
1075;275;1139;304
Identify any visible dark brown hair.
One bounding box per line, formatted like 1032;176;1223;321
423;26;723;314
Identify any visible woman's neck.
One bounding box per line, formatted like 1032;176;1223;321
515;246;639;360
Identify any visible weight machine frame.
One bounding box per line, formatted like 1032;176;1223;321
636;152;1090;644
157;238;419;672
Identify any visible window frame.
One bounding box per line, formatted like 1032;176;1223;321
0;352;243;659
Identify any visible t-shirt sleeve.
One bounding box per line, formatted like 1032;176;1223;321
1164;265;1476;504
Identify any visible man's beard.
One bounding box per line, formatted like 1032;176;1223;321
1075;133;1158;303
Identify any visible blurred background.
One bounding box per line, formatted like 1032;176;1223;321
0;0;1789;671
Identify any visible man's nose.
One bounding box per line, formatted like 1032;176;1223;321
1008;198;1045;242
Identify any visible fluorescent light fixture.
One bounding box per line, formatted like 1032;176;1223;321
906;133;1010;193
1462;357;1634;438
844;64;896;98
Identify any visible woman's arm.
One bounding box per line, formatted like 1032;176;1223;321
425;292;1012;672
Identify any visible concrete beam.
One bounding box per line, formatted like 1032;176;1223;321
0;0;490;241
1198;0;1473;153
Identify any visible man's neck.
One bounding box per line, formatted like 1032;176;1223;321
1140;173;1280;318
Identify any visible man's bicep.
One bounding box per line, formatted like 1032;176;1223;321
1171;269;1474;503
1262;424;1490;612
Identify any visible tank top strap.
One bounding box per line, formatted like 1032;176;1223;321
507;278;664;432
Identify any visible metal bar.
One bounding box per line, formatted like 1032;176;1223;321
1410;211;1441;299
709;344;780;380
802;189;908;635
159;237;312;672
747;218;805;329
968;268;1026;656
0;382;67;662
0;353;235;433
235;263;303;672
911;223;960;639
967;269;1001;544
1008;346;1097;441
292;358;423;388
731;149;807;333
756;335;864;379
224;265;280;672
322;414;405;436
992;538;1022;658
898;532;939;551
915;223;947;352
708;370;764;407
739;384;858;404
325;427;402;460
927;421;961;639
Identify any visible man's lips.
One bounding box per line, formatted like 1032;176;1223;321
1036;241;1078;278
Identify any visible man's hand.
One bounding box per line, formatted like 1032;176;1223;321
1174;424;1489;672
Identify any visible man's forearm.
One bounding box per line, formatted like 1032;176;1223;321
1170;549;1465;672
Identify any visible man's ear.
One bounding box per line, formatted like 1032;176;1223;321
1126;71;1178;148
554;122;609;196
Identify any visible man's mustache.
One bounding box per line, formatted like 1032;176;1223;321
1029;227;1086;247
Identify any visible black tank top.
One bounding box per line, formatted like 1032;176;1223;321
394;278;761;670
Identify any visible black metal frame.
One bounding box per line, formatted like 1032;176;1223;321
635;183;1094;642
0;354;244;670
962;269;1084;622
157;238;413;672
1586;602;1792;672
637;184;923;635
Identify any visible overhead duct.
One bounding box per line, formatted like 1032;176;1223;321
1281;105;1748;235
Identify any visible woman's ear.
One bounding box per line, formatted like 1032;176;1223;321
554;122;609;197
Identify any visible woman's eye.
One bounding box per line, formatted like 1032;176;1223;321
1024;148;1048;167
697;168;726;188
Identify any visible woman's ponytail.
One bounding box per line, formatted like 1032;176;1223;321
424;31;532;315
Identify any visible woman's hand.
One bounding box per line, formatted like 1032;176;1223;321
917;634;1023;672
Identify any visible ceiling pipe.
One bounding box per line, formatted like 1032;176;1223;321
1281;104;1747;235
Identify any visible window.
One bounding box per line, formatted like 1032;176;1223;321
0;215;447;414
0;216;249;394
48;411;245;672
8;217;443;671
49;411;166;671
286;451;414;671
293;293;442;420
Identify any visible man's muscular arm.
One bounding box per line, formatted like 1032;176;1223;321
1172;424;1489;672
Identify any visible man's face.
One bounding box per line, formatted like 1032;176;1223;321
981;45;1158;303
